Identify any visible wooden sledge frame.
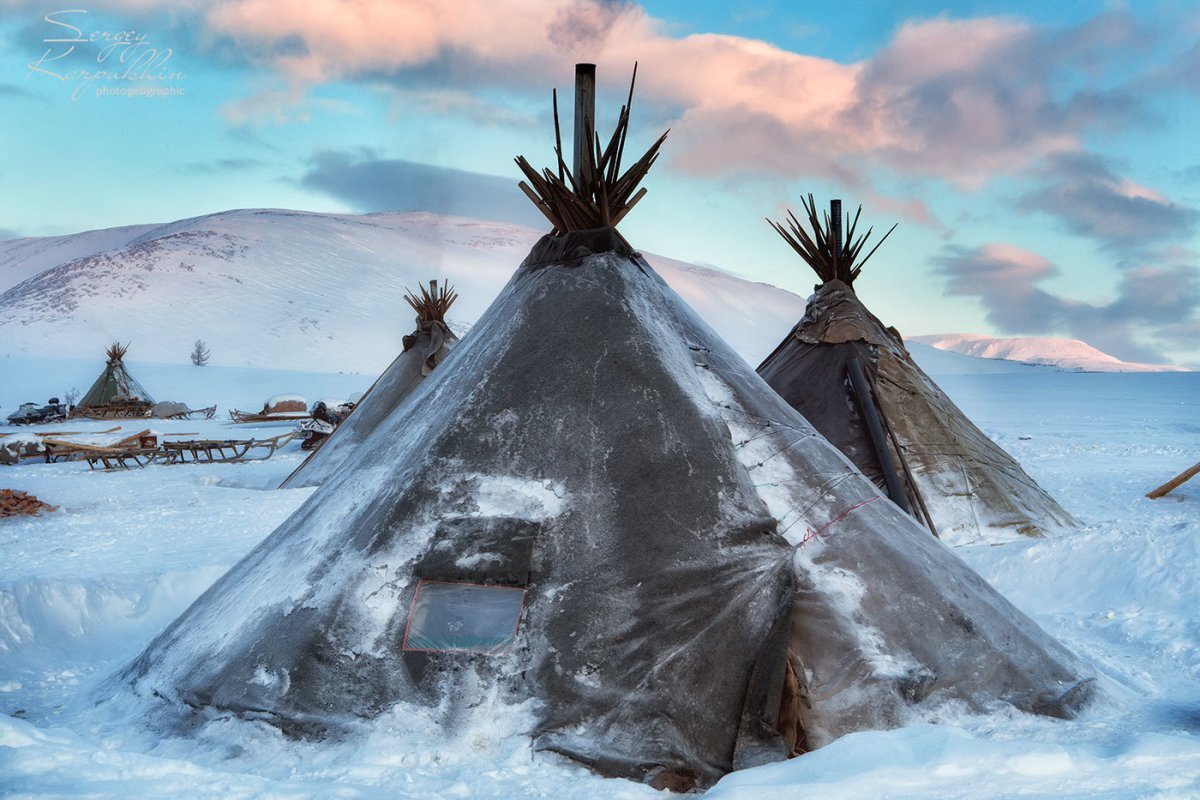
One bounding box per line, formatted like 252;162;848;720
159;432;297;464
228;409;311;424
41;431;297;470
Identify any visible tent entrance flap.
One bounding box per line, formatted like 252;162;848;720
401;580;526;654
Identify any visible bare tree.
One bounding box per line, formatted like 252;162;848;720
63;387;80;409
190;339;210;366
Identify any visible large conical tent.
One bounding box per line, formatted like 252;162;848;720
281;281;459;489
79;342;154;409
757;197;1078;545
113;68;1091;790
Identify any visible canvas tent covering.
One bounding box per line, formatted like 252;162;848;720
282;281;459;489
114;230;1093;788
757;198;1077;545
112;71;1090;790
79;342;154;408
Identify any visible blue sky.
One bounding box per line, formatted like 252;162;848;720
1;0;1198;366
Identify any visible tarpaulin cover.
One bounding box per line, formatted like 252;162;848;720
115;232;1092;787
758;280;1078;543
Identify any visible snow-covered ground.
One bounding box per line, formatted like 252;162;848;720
1;352;1198;798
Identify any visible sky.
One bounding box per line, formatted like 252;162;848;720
1;0;1198;367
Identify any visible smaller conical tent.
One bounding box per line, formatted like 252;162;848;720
79;342;154;408
757;196;1077;544
282;281;459;489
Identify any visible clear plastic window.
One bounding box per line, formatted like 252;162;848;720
401;579;526;654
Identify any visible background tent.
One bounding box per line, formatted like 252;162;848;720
78;342;154;409
757;197;1078;544
281;280;458;489
111;68;1091;791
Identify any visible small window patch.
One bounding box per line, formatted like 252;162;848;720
402;579;526;654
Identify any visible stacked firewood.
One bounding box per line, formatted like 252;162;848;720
0;489;57;517
405;280;458;323
516;64;668;233
768;193;897;286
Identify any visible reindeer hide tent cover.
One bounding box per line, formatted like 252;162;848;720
79;342;154;408
281;282;459;489
758;200;1077;544
115;228;1093;786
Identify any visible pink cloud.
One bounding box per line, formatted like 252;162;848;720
193;2;1141;193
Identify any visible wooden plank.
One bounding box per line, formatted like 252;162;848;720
1147;460;1200;499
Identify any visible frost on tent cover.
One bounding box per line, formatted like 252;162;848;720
110;65;1094;791
757;196;1079;546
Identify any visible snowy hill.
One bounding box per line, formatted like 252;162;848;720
906;340;1044;376
911;333;1188;373
0;210;807;374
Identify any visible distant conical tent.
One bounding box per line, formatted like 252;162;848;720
114;69;1090;789
79;342;154;408
757;196;1077;543
281;280;459;489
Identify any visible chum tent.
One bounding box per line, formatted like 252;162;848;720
281;280;459;489
112;67;1092;790
757;197;1078;545
78;342;154;409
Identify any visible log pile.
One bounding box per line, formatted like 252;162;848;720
0;489;57;518
515;64;668;233
768;193;897;287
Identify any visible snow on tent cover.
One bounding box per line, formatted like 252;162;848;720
757;196;1079;545
107;65;1095;792
282;280;459;489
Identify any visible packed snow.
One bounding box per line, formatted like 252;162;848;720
1;352;1197;797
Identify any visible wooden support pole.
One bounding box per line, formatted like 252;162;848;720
846;355;911;515
574;63;596;190
1147;460;1200;499
831;198;843;278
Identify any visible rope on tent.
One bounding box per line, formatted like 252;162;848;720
800;496;882;546
777;472;859;533
746;432;821;470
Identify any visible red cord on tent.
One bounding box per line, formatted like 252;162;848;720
801;496;882;546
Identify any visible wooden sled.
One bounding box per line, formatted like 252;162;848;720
43;429;160;469
159;432;297;464
228;409;310;424
43;439;160;470
162;404;217;420
72;401;152;420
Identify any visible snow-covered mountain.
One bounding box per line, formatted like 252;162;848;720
910;333;1187;373
0;209;807;375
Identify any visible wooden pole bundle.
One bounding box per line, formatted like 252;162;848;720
404;280;458;324
516;62;669;234
106;342;130;364
767;194;897;287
